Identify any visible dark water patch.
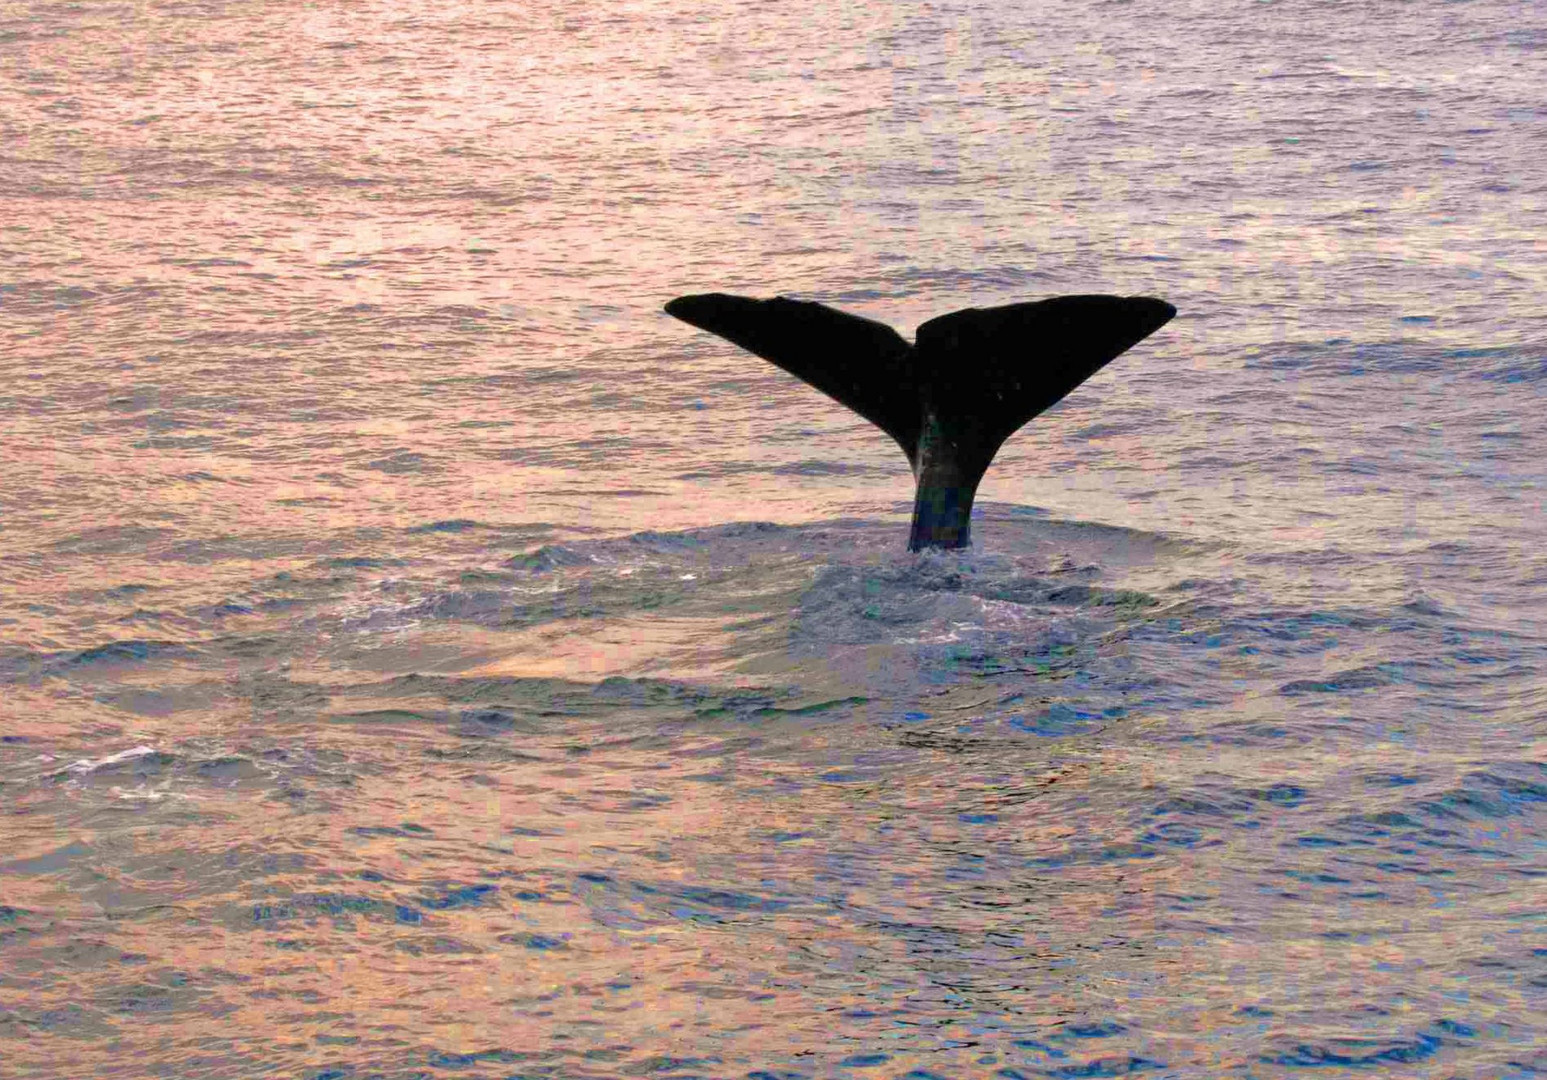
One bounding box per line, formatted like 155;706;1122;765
1243;341;1539;384
1012;1036;1069;1058
427;1048;526;1069
338;672;741;725
363;451;433;474
1143;822;1207;847
350;824;436;839
1284;869;1353;885
94;978;209;1017
322;556;401;569
131;434;219;451
974;579;1158;611
924;644;1083;680
630;530;709;553
394;935;483;956
420;883;498;910
1150;792;1251;817
1204;721;1297;746
1054;1022;1128;1040
496;932;567;950
50;524;177;555
1009;703;1105;737
329;708;453;726
457;708;528;736
0;905;27;927
1226;608;1422;656
1067;587;1156;610
771;460;892;477
1412;770;1547;823
407;519;480;534
593;676;708;708
1028;844;1157;871
193;757;266;783
351;823;420;841
1280;664;1401;694
1252;783;1309;807
0;840;91;877
574;873;819;932
1042;1059;1163;1078
1360;771;1424;788
508;828;556;841
251;892;410;926
1475;353;1547;384
409;589;515;623
1332;809;1422;837
458;568;517;586
51;639;192;671
654;883;794;917
1144;780;1313;833
96;688;183;717
1430;1019;1477;1038
754;695;869;717
505;544;592;572
677;461;768;480
617;1055;726;1077
154;536;325;565
1071;420;1136;439
1261;1031;1440;1067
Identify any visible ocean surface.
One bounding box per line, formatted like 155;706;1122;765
3;0;1546;1076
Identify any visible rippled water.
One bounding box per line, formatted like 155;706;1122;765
3;0;1546;1076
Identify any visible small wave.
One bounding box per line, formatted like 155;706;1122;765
64;640;192;668
1279;664;1400;695
505;544;593;572
407;590;512;623
1261;1031;1442;1067
627;530;708;553
1413;769;1547;823
406;518;480;534
771;459;892;477
61;745;162;776
362;451;434;475
1243;340;1542;383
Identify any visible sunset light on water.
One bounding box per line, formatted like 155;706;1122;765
2;0;1545;1076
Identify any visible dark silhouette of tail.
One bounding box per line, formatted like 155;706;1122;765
664;292;1176;550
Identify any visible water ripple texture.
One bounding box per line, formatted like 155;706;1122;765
2;0;1545;1077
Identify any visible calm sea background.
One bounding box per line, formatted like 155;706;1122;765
2;0;1546;1076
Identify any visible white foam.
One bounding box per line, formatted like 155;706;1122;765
110;786;193;802
63;744;157;775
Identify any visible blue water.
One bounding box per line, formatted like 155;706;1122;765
1;0;1545;1076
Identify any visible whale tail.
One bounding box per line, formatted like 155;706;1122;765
664;292;1176;550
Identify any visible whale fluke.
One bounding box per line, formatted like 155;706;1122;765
665;292;1176;550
